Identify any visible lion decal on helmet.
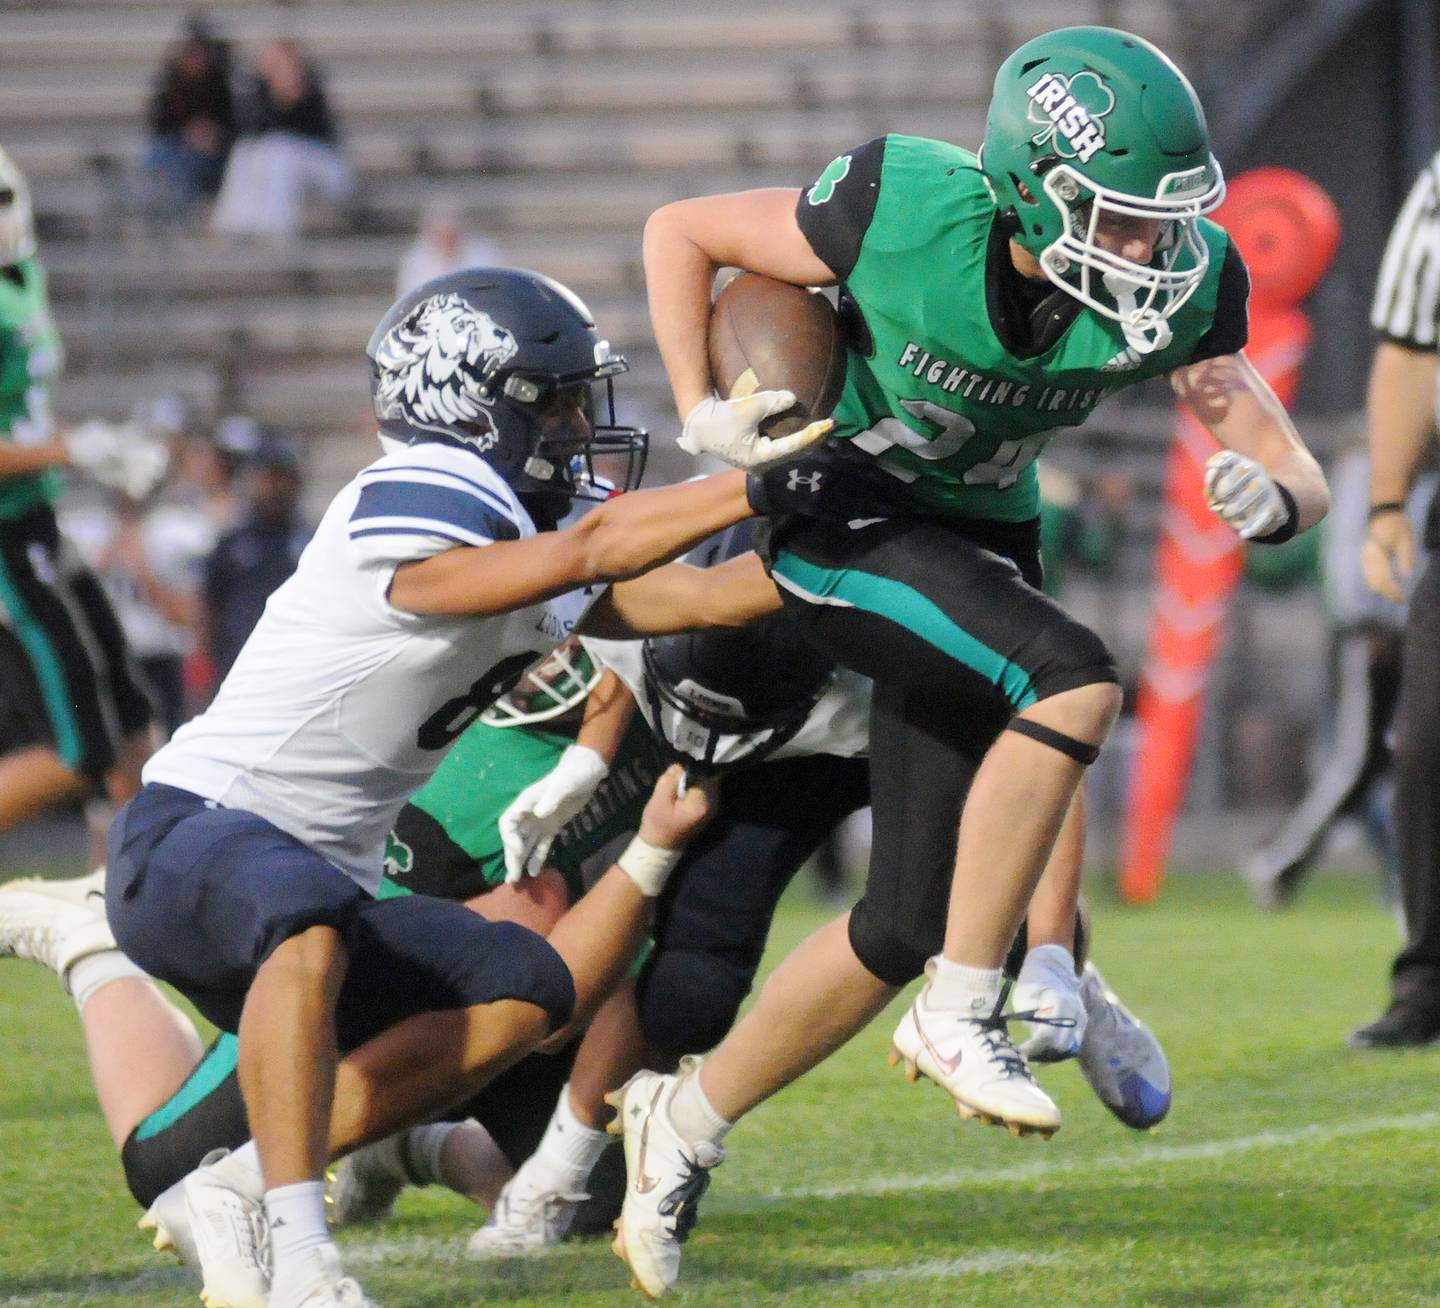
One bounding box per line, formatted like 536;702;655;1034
373;292;519;447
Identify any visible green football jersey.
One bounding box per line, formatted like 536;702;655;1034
797;135;1234;522
0;256;63;522
379;711;661;899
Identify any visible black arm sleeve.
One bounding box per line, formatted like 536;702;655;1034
1188;242;1251;363
793;137;887;281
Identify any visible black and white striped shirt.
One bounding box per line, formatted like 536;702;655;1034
1372;152;1440;350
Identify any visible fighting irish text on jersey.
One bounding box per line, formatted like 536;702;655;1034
796;134;1244;522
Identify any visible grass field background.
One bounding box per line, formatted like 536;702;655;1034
3;869;1438;1307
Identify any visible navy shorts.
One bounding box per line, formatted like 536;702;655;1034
107;783;575;1047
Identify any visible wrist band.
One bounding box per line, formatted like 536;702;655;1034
616;834;682;897
1251;483;1299;545
1367;501;1406;522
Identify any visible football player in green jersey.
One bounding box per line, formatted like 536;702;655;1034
0;146;160;843
611;26;1331;1297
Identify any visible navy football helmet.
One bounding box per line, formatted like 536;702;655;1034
366;266;647;519
642;612;836;773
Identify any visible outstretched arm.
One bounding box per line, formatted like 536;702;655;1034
578;552;783;639
387;471;752;617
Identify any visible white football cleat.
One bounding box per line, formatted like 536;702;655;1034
326;1143;406;1227
0;873;116;982
269;1244;381;1308
1077;962;1171;1129
604;1067;724;1299
2;867;107;909
139;1174;201;1272
890;967;1061;1138
466;1159;588;1257
181;1149;270;1308
1013;944;1086;1063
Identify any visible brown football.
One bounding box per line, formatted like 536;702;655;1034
707;272;847;437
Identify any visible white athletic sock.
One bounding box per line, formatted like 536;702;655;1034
667;1065;732;1151
525;1085;610;1191
402;1122;460;1186
926;957;1004;1012
265;1180;333;1273
66;949;146;1012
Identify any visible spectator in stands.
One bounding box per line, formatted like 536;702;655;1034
63;489;215;738
211;37;355;241
202;432;310;680
138;15;235;215
395;199;502;297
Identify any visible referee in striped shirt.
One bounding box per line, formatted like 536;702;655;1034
1353;151;1440;1047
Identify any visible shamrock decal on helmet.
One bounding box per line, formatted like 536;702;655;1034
1025;69;1116;164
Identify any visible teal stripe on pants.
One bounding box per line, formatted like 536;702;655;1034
0;549;84;767
134;1034;240;1141
772;550;1039;710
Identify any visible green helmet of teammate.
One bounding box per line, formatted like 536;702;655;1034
980;26;1224;351
0;147;36;265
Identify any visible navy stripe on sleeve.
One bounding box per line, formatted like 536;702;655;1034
349;481;522;542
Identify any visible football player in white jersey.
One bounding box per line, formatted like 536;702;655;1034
103;266;825;1308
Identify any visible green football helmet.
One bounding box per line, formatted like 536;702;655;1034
0;147;36;266
980;26;1224;352
480;637;603;727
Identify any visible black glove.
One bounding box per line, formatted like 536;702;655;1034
746;446;904;522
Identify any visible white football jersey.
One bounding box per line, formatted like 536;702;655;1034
581;636;872;764
146;442;598;891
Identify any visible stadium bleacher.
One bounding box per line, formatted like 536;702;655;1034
4;0;1185;459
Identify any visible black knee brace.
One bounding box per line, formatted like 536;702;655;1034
1006;716;1102;765
637;950;751;1055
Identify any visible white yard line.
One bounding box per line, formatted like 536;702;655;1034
740;1109;1440;1202
841;1250;1064;1283
4;1111;1435;1306
0;1267;190;1307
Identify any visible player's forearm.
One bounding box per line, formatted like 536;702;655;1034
0;439;67;479
1264;444;1330;532
1366;341;1437;504
575;668;636;766
572;469;752;581
643;202;722;418
1174;352;1329;531
585;553;782;638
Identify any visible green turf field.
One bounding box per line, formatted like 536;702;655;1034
3;870;1438;1308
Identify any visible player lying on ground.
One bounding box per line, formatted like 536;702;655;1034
95;265;821;1308
618;24;1329;1297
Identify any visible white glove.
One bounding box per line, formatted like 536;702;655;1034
498;744;609;883
1203;450;1289;540
678;392;834;470
64;420;169;500
1013;943;1086;1063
